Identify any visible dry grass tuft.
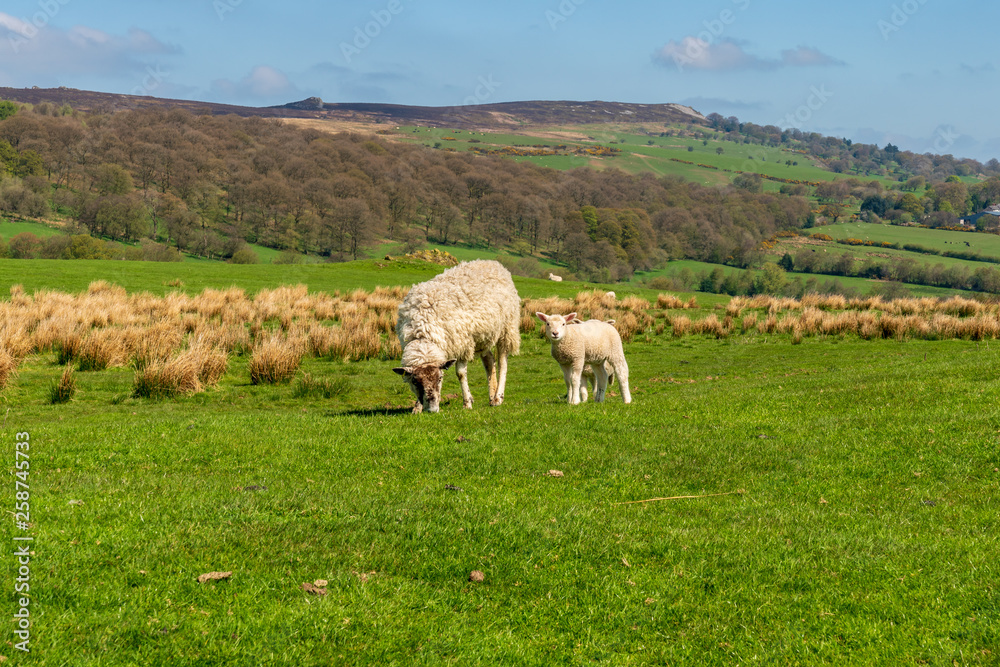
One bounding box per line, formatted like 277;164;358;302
49;365;77;404
656;293;688;310
77;328;129;371
249;334;303;385
0;348;18;390
133;356;202;398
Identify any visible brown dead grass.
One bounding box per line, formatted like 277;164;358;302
249;334;304;385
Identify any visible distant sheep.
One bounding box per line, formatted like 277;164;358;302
536;312;631;405
548;273;563;282
394;260;521;413
605;291;616;299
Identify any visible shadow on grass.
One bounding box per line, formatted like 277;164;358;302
332;405;415;418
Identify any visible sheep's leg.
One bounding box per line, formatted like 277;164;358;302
568;360;585;405
593;362;609;403
613;357;632;404
456;360;473;408
492;350;509;406
559;364;576;404
481;351;499;405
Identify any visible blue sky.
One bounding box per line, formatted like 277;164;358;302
0;0;997;161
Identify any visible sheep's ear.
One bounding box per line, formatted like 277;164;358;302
440;360;456;371
535;312;548;322
565;312;578;323
392;367;409;376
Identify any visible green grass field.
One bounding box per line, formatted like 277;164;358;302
0;218;66;241
822;221;1000;256
396;125;901;189
1;259;998;664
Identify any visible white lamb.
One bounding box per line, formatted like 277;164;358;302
394;260;521;413
548;273;563;282
536;312;631;405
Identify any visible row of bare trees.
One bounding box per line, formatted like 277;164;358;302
1;104;813;273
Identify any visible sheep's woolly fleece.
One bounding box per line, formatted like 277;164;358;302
397;260;521;367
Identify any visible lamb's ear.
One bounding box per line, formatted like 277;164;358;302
392;367;410;376
440;360;456;371
565;312;578;323
535;312;548;322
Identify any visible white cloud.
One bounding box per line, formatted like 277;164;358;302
0;12;178;82
654;37;768;71
654;38;843;72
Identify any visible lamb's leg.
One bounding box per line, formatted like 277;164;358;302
568;360;585;405
456;360;473;408
613;357;632;404
560;364;576;404
481;351;499;405
593;362;609;403
492;350;508;406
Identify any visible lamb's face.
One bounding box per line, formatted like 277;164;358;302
393;361;454;413
536;312;577;342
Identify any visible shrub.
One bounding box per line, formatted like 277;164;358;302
273;249;305;265
229;246;260;264
8;232;42;259
49;365;76;404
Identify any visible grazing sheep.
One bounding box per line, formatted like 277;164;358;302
394;260;521;413
548;273;563;282
536;312;631;405
605;291;616;299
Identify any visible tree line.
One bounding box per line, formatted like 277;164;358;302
0;103;816;279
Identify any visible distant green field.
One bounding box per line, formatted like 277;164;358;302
397;124;903;189
0;218;65;240
821;221;1000;256
0;256;674;305
645;258;973;298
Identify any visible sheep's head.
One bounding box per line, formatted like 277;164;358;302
536;312;577;342
393;360;455;413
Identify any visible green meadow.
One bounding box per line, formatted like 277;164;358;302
1;258;998;665
397;125;884;188
821;221;1000;256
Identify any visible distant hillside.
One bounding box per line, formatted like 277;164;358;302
277;98;707;128
0;87;706;129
